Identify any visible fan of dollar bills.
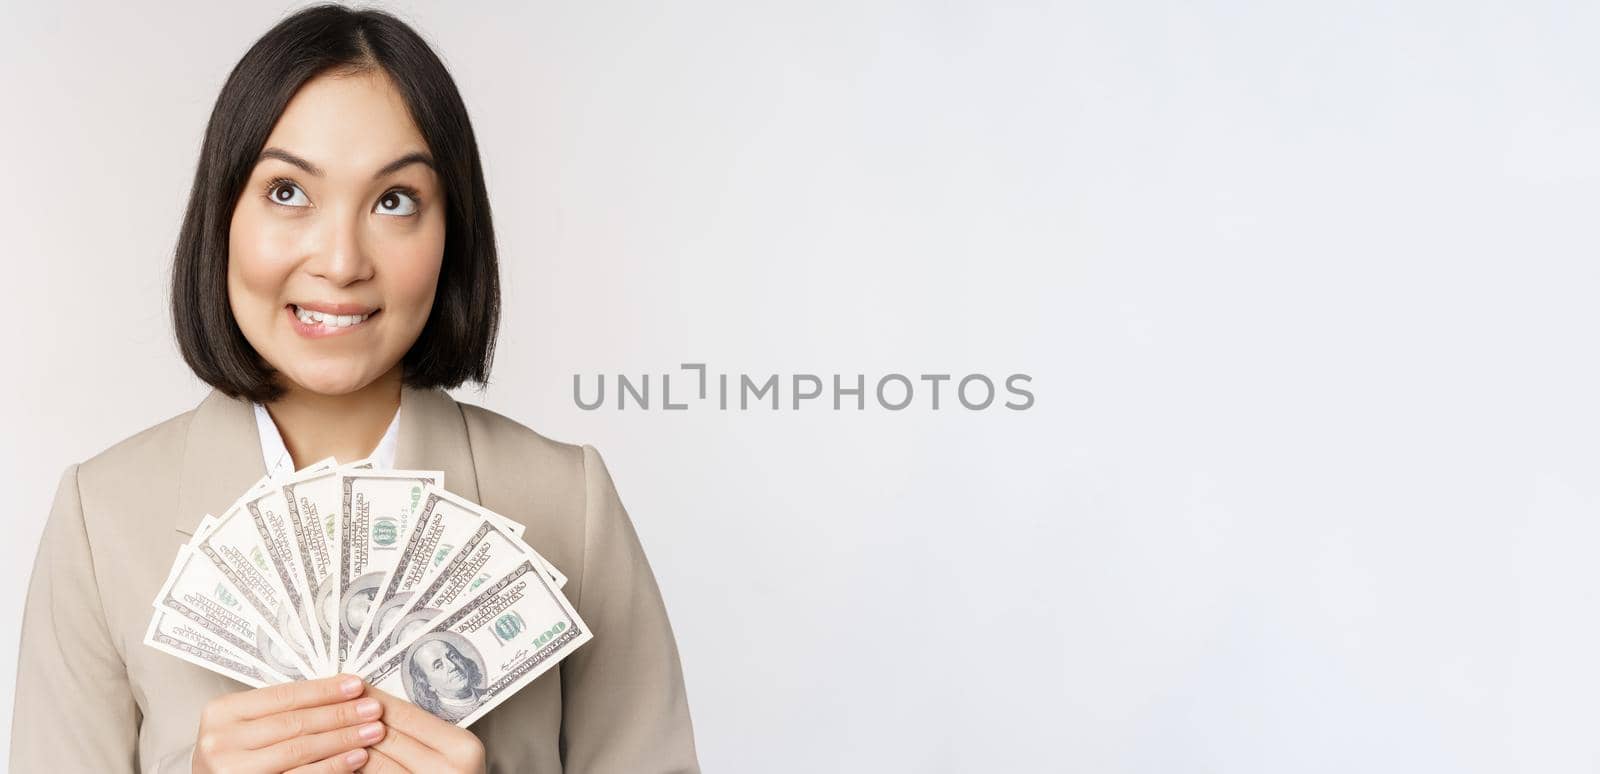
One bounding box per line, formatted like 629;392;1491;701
144;455;591;727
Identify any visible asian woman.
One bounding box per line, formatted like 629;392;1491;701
9;5;700;772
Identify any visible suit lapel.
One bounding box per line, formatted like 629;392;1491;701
172;385;482;536
174;389;264;535
395;385;481;504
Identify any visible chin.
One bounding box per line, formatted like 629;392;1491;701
282;364;380;396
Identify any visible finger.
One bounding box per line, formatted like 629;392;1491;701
234;696;383;749
358;747;412;773
256;719;386;772
215;674;366;721
284;746;370;774
364;685;458;740
369;725;450;773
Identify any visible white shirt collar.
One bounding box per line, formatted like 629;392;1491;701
253;402;401;478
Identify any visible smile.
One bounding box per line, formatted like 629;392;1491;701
287;303;380;338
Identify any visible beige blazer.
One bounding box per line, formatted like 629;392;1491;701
9;386;701;773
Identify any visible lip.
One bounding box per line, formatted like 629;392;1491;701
294;300;377;315
286;303;380;339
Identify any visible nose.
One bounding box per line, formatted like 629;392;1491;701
302;205;375;286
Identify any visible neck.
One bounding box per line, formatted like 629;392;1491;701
264;366;402;469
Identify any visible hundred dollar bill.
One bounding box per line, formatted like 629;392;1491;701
152;541;311;680
241;464;337;672
349;486;486;663
280;457;375;666
360;559;591;727
337;469;442;669
143;608;290;688
193;492;323;675
353;518;544;671
351;486;559;665
456;501;566;590
152;508;302;690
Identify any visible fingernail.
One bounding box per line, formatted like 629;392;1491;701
355;697;381;719
358;722;384;742
339;675;362;697
345;748;368;767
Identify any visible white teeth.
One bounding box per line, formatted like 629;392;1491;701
293;305;370;328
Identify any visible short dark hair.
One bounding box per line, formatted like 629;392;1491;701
172;3;500;403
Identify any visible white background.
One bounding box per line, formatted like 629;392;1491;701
2;1;1596;771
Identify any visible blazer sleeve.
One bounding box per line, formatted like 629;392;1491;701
558;445;701;773
10;464;141;772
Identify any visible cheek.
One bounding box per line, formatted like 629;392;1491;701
227;207;300;318
380;222;445;321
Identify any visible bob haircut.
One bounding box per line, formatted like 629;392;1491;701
172;3;499;403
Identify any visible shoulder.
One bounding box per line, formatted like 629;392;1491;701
39;403;197;584
456;399;586;475
452;399;632;514
451;399;616;591
451;398;604;522
73;403;197;500
454;399;625;494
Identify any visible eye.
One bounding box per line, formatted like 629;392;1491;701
264;178;310;208
376;188;421;217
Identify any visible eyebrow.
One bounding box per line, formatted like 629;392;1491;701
257;147;435;180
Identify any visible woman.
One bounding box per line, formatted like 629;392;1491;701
9;5;700;773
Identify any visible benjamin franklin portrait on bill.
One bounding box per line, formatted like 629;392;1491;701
340;572;384;641
402;632;488;722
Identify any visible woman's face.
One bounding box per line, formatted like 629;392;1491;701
228;69;445;397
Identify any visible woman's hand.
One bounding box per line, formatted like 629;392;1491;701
192;674;388;774
358;686;486;774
